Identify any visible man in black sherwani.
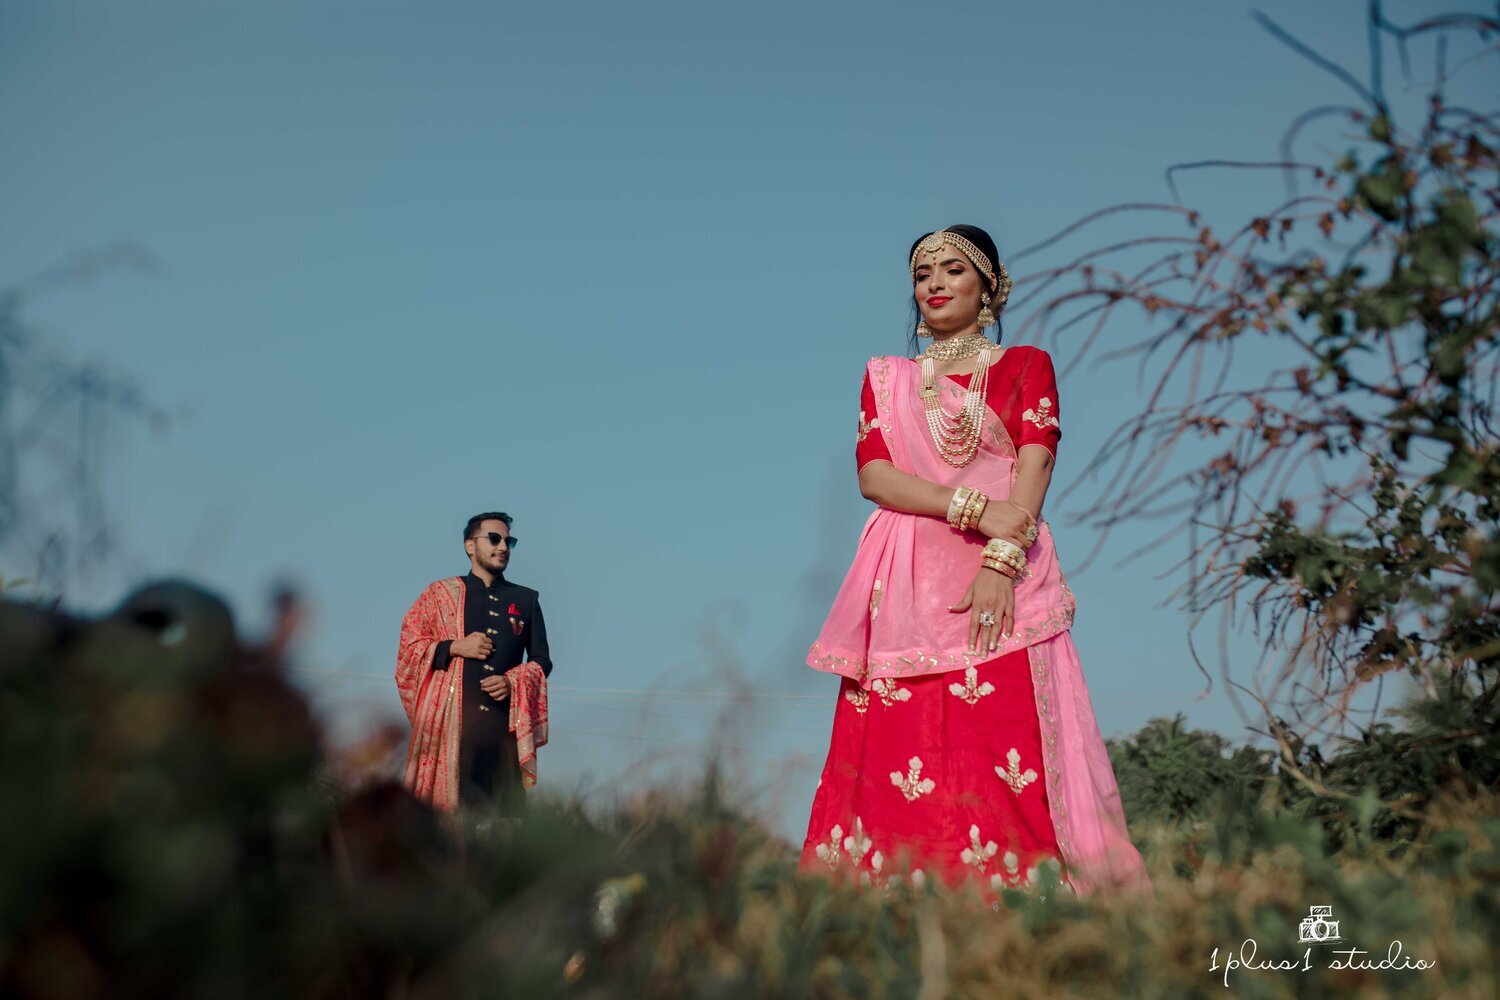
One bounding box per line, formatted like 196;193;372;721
428;511;553;810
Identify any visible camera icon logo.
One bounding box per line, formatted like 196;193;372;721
1298;905;1343;944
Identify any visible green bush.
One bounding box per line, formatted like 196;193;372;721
2;583;1496;999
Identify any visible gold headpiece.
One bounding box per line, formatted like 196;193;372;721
910;229;1013;313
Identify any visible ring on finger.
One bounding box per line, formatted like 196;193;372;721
978;611;996;628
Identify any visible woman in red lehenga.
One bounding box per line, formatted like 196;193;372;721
800;225;1152;900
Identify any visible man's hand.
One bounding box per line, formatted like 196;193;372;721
479;674;511;701
451;632;493;660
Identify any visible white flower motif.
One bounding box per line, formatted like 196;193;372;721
842;817;873;867
891;756;936;801
948;666;995;705
872;678;912;708
960;824;999;875
814;824;843;869
996;748;1039;795
869;579;883;620
1022;396;1059;430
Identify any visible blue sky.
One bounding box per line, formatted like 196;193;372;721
3;0;1492;839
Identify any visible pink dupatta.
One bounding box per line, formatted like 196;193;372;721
807;354;1153;898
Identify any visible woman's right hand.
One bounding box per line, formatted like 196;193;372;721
949;567;1016;653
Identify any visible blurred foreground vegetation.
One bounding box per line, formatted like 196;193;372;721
1;581;1496;999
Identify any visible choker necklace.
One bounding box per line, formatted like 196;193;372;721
916;334;993;362
918;343;997;467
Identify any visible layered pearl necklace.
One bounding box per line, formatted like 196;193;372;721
916;335;997;467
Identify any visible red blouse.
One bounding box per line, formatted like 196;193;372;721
856;345;1061;471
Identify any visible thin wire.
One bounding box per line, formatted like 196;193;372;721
304;687;833;737
288;667;836;702
553;684;831;700
557;697;833;710
547;725;815;757
562;701;830;736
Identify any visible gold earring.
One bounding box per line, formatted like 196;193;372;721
916;320;934;338
977;293;995;328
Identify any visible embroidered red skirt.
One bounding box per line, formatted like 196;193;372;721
800;646;1068;891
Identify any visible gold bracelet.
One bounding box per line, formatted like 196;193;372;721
983;539;1027;577
960;490;988;530
984;538;1026;562
981;557;1020;579
947;487;972;529
981;542;1024;566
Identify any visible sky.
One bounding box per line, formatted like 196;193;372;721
3;0;1494;841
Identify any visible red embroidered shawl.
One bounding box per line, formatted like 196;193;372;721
508;661;549;789
396;578;466;811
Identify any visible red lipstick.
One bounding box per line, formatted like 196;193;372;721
926;296;952;308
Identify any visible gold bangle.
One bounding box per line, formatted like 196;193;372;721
965;491;989;530
982;557;1020;579
983;538;1025;561
982;539;1027;576
948;487;971;528
959;491;982;530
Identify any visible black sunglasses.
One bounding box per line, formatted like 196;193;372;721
473;532;518;549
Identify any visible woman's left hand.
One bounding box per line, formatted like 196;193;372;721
949;567;1016;653
977;499;1034;550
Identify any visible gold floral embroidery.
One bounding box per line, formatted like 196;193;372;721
857;409;881;444
987;416;1018;458
961;824;999;875
1022;396;1059;430
1029;644;1072;867
948;666;995;705
869;579;883;620
871;356;893;421
808;602;1073;677
814;824;843;869
807;641;987;679
996;748;1038;795
891;756;936;801
872;678;911;707
844;687;870;715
